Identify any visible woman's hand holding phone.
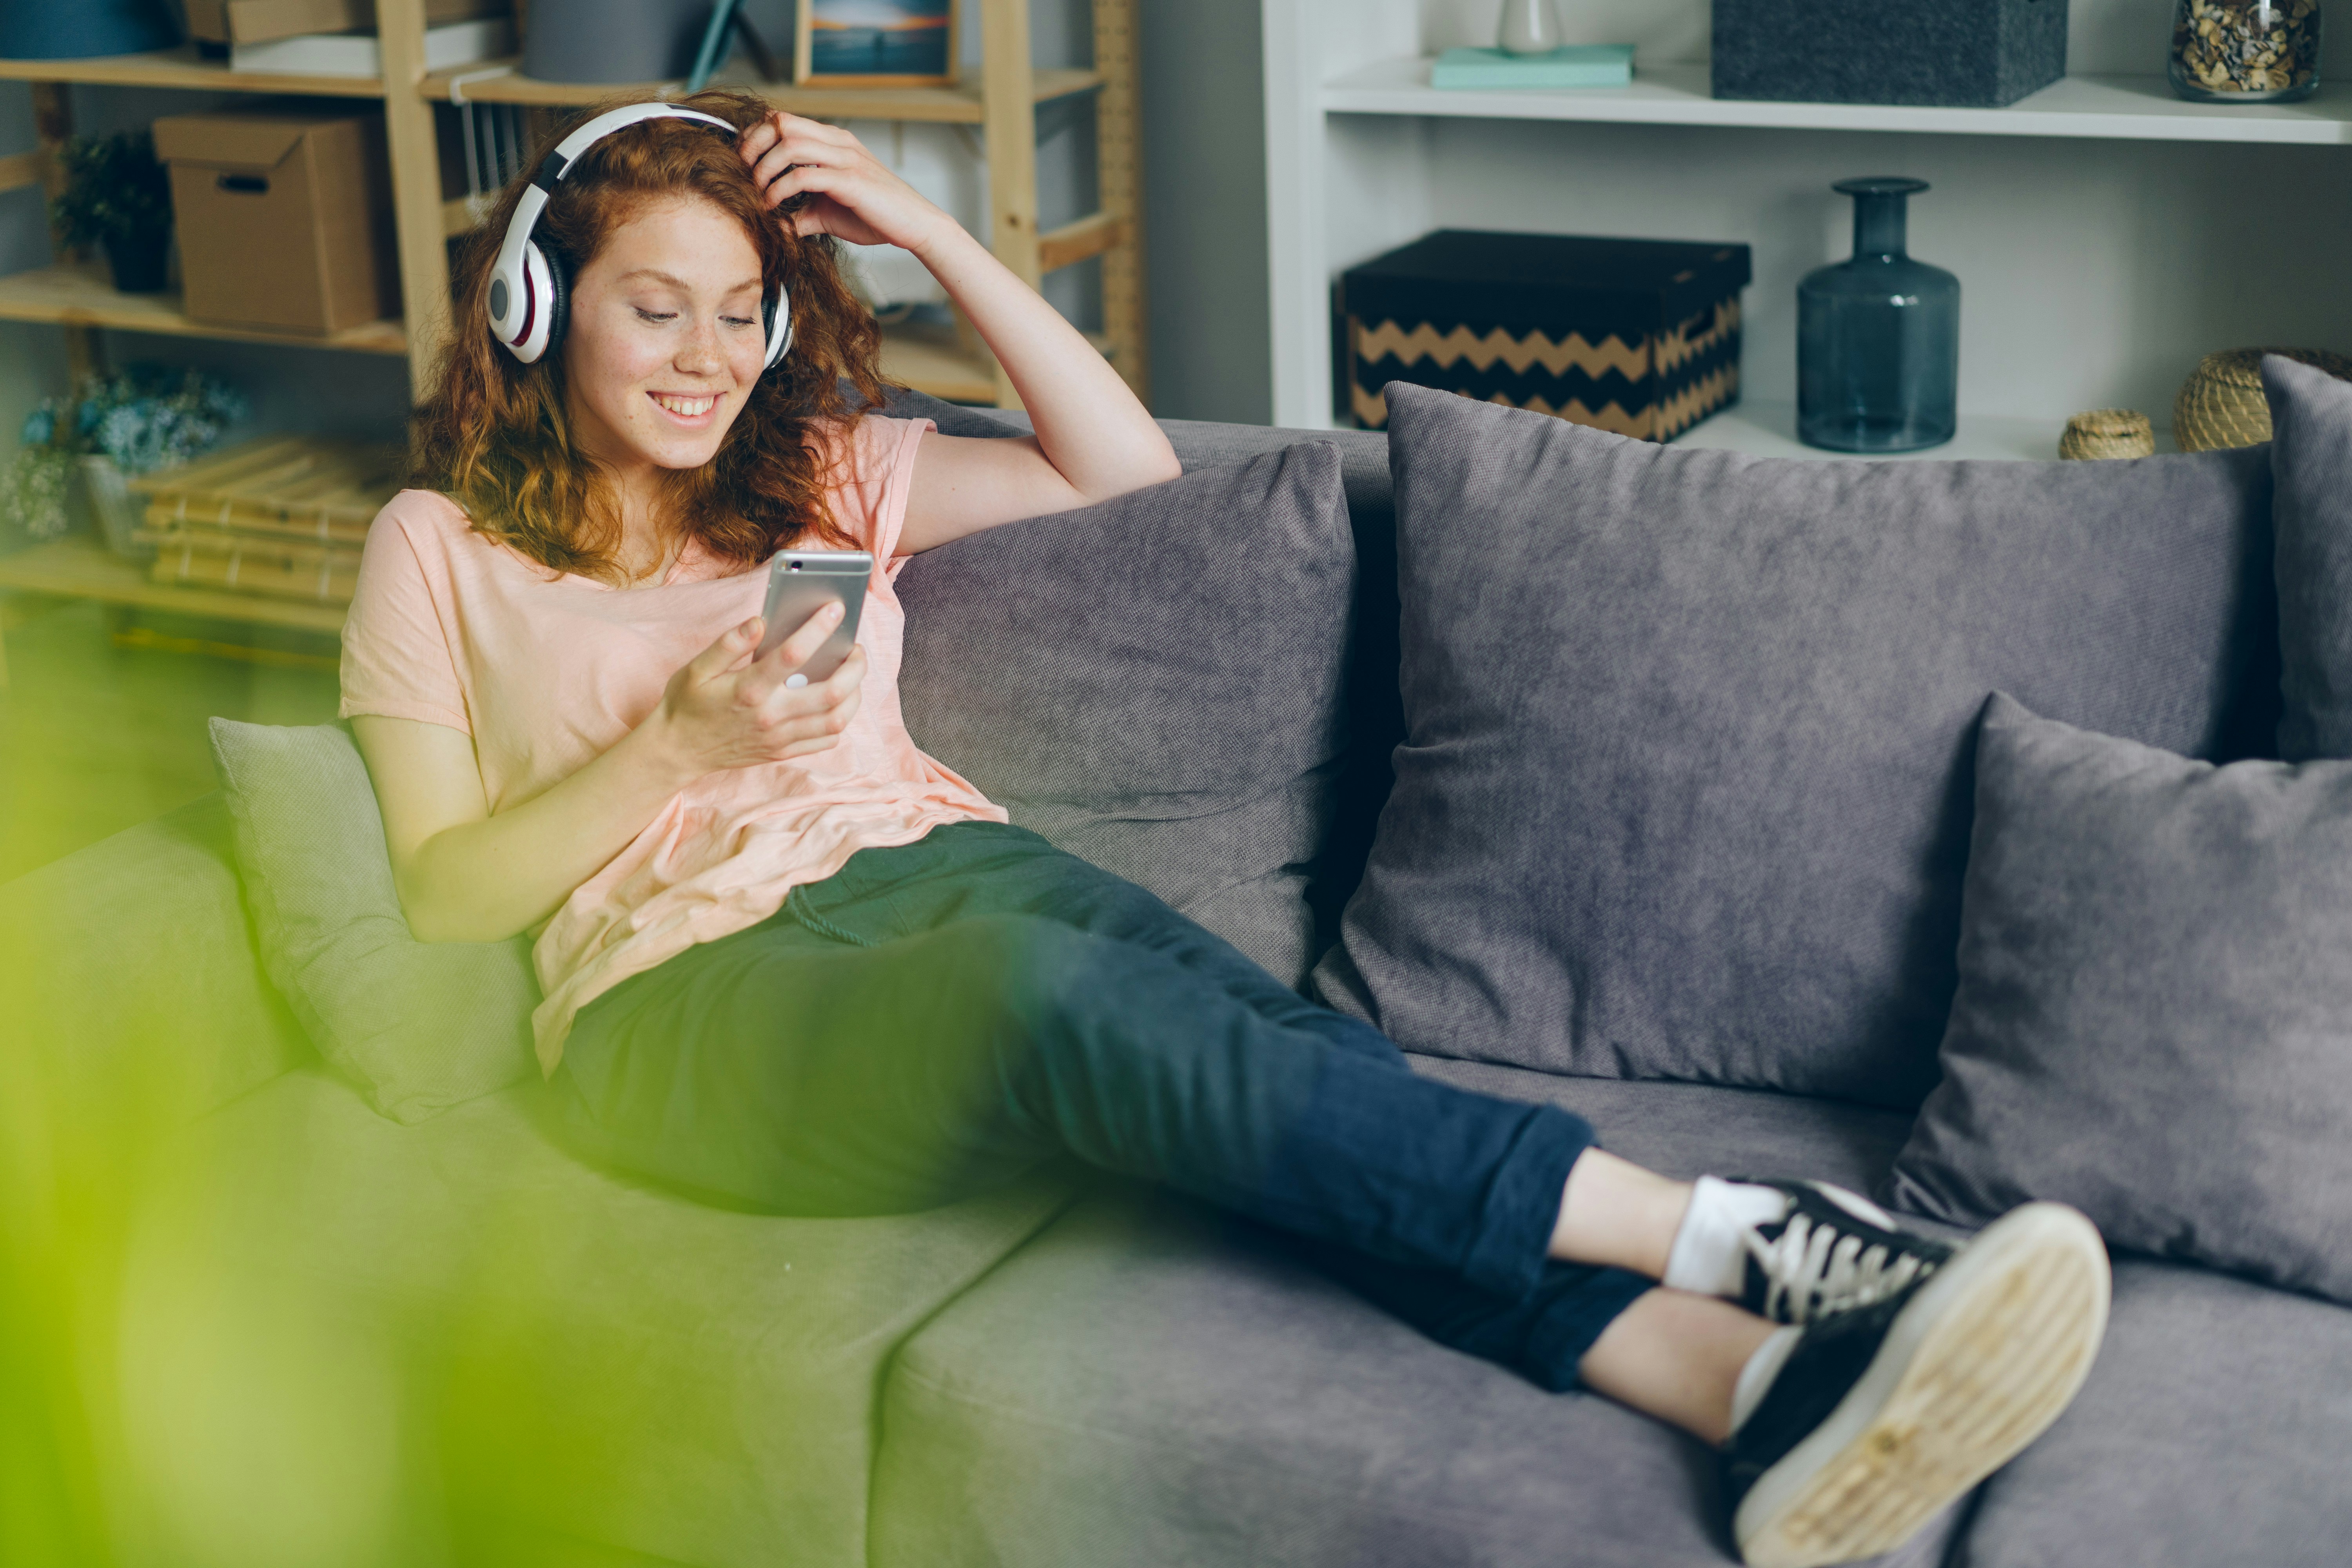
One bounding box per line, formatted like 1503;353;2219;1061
646;602;866;776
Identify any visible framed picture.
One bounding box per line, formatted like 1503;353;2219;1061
794;0;957;88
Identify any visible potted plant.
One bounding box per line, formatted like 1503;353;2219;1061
3;367;246;558
52;130;174;295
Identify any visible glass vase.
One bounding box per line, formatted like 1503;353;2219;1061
1797;178;1960;454
2171;0;2320;102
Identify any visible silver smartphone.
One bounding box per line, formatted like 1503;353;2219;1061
756;548;871;681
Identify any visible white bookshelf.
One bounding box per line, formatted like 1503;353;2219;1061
1677;404;2076;463
1323;60;2352;145
1263;0;2352;442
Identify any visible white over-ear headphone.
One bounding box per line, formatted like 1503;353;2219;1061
485;102;794;370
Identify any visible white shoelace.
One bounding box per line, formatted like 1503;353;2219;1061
1744;1212;1935;1325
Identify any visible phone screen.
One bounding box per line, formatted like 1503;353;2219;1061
756;550;871;678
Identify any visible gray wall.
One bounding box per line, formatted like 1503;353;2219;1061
1139;0;1270;423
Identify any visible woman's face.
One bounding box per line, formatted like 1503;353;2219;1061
561;193;770;485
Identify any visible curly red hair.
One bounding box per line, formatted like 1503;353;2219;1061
408;88;885;582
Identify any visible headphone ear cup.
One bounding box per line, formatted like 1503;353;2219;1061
762;285;792;370
541;246;571;359
505;243;557;364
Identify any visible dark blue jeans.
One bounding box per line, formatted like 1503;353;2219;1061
552;820;1651;1391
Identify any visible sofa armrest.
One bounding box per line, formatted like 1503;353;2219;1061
2;793;310;1148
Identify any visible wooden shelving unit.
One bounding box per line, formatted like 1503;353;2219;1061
0;264;407;355
0;0;1147;408
0;0;1148;661
0;536;345;686
0;45;387;97
418;61;1106;121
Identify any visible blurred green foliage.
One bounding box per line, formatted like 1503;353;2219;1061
49;131;171;253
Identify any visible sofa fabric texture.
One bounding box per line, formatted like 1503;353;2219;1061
879;388;1403;956
2265;352;2352;762
208;718;539;1124
122;1067;1076;1568
1889;694;2352;1301
1318;384;2278;1107
898;442;1356;985
1945;1257;2352;1568
875;1070;1952;1568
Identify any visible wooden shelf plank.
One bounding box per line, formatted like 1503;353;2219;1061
1324;60;2352;145
878;319;997;404
416;60;1103;122
0;267;408;356
0;538;348;635
0;46;386;98
1038;211;1123;273
0;149;42;195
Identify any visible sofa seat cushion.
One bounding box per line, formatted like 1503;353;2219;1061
871;1073;1951;1568
1951;1259;2352;1568
118;1067;1077;1568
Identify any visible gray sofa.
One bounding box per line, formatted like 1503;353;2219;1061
7;396;2350;1568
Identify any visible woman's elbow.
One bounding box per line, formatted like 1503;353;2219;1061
392;869;505;946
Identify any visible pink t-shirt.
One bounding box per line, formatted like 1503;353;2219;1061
338;415;1004;1071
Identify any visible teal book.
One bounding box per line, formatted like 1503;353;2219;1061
1430;45;1635;90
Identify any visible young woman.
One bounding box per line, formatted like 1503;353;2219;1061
345;90;2108;1568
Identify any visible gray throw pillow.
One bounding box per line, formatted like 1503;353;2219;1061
1318;383;2277;1106
209;718;537;1124
1889;694;2352;1303
897;443;1354;985
2265;353;2352;762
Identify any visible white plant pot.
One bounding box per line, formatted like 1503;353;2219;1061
79;455;152;561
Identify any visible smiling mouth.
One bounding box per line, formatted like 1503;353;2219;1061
650;392;719;418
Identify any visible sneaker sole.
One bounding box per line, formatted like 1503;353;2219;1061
1733;1202;2111;1568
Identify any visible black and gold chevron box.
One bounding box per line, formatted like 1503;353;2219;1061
1341;230;1751;441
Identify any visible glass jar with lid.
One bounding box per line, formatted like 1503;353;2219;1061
2170;0;2321;103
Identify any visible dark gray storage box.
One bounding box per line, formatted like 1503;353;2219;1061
1712;0;2068;108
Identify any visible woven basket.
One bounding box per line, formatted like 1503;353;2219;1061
2173;348;2352;452
2058;408;2154;461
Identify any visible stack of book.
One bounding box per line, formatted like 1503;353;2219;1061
134;436;401;606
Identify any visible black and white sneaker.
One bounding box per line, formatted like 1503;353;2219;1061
1726;1202;2110;1568
1736;1180;1959;1327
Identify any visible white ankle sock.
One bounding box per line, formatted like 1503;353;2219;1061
1730;1326;1802;1436
1661;1176;1791;1298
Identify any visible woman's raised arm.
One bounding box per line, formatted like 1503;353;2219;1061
738;114;1181;554
355;604;863;944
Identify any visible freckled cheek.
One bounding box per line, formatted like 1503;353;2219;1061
574;321;670;416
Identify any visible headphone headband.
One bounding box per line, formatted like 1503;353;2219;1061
485;103;793;371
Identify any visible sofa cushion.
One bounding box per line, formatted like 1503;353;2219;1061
1949;1259;2352;1568
117;1067;1076;1568
1319;383;2277;1107
0;794;310;1138
882;389;1403;956
1890;695;2352;1302
871;1071;1953;1568
2267;353;2352;762
897;442;1356;984
209;718;539;1124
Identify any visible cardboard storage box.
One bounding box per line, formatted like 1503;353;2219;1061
1341;230;1750;442
184;0;507;47
153;104;397;336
